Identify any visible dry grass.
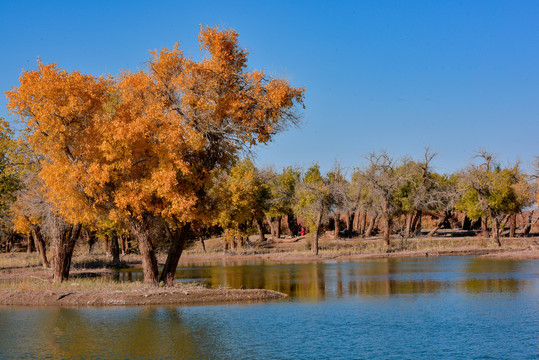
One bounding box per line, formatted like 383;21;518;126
0;252;43;269
178;234;539;267
0;277;141;291
182;233;538;259
0;276;211;292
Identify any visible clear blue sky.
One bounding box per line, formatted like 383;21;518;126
1;0;538;175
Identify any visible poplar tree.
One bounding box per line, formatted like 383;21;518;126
7;26;304;284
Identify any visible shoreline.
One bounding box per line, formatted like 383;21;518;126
1;241;538;307
179;247;539;264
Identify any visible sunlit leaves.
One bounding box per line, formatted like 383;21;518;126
295;163;331;232
211;158;268;235
456;155;533;220
6;26;305;233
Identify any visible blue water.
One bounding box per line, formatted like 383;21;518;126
1;256;538;359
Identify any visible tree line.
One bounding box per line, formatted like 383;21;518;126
0;26;537;286
209;150;538;256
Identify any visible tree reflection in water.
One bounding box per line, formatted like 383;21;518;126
1;256;537;359
113;257;532;299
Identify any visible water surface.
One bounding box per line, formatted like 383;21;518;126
1;256;538;359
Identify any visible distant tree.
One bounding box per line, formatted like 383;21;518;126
93;218;125;264
350;168;379;237
392;150;438;237
423;173;460;236
263;166;301;239
327;163;352;238
211;159;269;249
362;152;408;245
294;164;332;255
457;151;534;245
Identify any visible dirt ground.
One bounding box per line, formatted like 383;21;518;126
180;232;539;263
0;285;286;306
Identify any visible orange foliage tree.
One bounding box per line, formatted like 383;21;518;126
7;26;304;284
6;63;110;281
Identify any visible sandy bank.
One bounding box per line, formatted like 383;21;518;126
0;285;287;307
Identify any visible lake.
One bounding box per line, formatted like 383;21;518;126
1;256;538;359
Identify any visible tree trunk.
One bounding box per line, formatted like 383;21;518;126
404;211;414;238
383;216;391;245
509;214;517;238
255;218;265;242
481;217;489;238
238;235;244;248
448;214;460;229
491;216;502;247
334;211;340;239
224;234;229;252
26;233;34;253
523;210;534;236
359;211;367;235
427;211;451;237
265;217;274;239
352;209;361;232
86;230;96;254
365;214;378;237
52;223;82;282
199;236;206;252
119;234;126;255
285;213;295;236
31;226;49;269
110;234;120;264
160;225;191;286
313;211;322;255
462;213;472;231
382;201;391;245
345;211;352;233
4;232;13;253
104;234;111;257
123;235;129;254
275;216;282;239
411;210;422;235
129;216;159;285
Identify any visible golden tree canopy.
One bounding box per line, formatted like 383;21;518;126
6;26;305;226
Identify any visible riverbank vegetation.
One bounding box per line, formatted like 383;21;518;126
0;25;537;289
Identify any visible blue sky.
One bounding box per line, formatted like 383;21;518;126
1;0;538;175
